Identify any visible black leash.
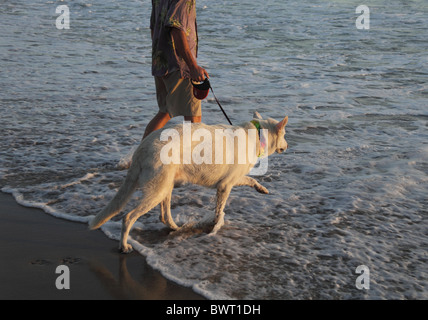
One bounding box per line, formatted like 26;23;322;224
192;78;233;125
208;82;233;126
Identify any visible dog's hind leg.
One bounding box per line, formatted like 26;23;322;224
159;188;179;231
120;187;170;253
120;197;162;253
210;184;232;235
159;200;167;225
234;176;269;194
120;205;143;253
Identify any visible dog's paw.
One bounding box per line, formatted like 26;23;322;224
255;184;269;194
120;243;133;254
169;225;180;232
209;214;225;236
167;221;180;231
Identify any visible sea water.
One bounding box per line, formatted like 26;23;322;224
1;0;427;299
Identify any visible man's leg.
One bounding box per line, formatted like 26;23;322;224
143;111;171;139
166;72;202;124
142;73;201;141
184;116;201;123
142;75;171;140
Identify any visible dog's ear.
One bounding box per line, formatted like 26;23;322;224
253;111;263;120
275;116;288;132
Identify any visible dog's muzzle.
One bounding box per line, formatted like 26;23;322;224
276;142;288;154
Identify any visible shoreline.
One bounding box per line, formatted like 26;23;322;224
0;192;205;300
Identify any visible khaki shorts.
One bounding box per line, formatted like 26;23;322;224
154;71;201;118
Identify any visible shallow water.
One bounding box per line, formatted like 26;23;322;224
1;0;427;299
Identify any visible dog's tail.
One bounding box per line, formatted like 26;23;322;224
89;166;140;230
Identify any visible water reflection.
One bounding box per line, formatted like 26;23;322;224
88;251;203;300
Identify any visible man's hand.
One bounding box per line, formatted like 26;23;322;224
170;28;209;82
189;65;209;82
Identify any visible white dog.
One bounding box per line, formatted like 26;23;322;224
89;112;288;253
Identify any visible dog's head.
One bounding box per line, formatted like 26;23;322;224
253;111;288;155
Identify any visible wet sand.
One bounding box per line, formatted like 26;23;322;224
0;192;205;300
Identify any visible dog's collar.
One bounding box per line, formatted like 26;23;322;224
250;120;266;157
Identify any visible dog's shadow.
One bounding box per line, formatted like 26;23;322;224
131;213;217;245
170;216;217;239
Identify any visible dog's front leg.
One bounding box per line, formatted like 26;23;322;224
210;185;232;235
234;176;269;194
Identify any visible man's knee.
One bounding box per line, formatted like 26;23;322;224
157;111;171;121
184;116;201;123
